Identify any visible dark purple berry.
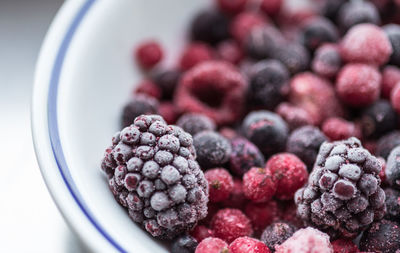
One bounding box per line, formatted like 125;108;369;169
271;43;310;75
121;94;159;127
191;10;230;45
153;69;181;99
229;137;265;176
171;234;198;253
361;100;398;138
337;1;380;31
300;17;339;51
245;25;285;60
384;188;400;222
360;219;400;253
176;113;216;136
260;222;296;252
376;131;400;159
322;0;346;21
383;24;400;67
311;44;341;78
386;146;400;189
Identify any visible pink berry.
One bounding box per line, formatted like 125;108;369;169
135;40;163;69
331;238;359;253
195;237;229;253
245;201;279;235
243;167;277;203
205;168;234;203
216;0;248;15
230;11;267;44
260;0;282;16
217;40;243;64
190;225;214;243
211;208;253;243
229;237;271;253
267;153;308;200
134;80;162;100
158;102;179;124
340;24;392;66
322;117;362;141
336;63;381;107
179;43;214;71
391;82;400;114
382;66;400;98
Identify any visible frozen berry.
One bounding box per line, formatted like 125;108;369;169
376;131;400;159
300;17;338;51
177;113;216;136
378;157;387;184
153;69;181;99
247;59;290;110
134;80;162;100
382;65;400;98
179;43;214;71
331;238;359;253
101;115;208;239
229;237;271;253
322;117;361;141
191;10;230;45
361;100;398;138
276;103;313;131
242;111;289;157
295;137;386;238
275;227;333;253
216;0;248;15
271;43;310;75
211;208;253;243
175;61;247;125
267;153;308;200
311;43;341;78
222;179;247;209
359;219;400;253
121;94;159;127
322;0;346;21
336;63;381;107
195;237;228;253
261;222;297;252
245;201;279;235
243;167;277;203
391;82;400;114
246;26;285;60
260;0;282;16
287;126;327;170
337;1;380;31
340;24;392;66
384;24;400;66
135;40;163;69
229;137;265;176
279;201;305;229
205;168;234;203
158;102;179;124
217;40;243;64
171;234;198;253
190;225;214;243
194;131;231;169
384;188;400;221
386;146;400;189
230;11;267;44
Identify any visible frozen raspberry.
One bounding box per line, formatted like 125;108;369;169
242;111;289;157
243;167;277;203
300;17;339;51
271;43;310;75
229;137;265;176
322;117;361;142
337;1;380;31
376;131;400;159
217;40;243;64
276;103;313;131
153;69;181;99
260;0;282;16
295;137;386;238
384;188;400;221
179;43;214;71
261;222;297;252
359;219;400;253
287;126;327;170
193;131;232;169
229;237;271;253
311;44;342;78
101;115;208;239
340;24;392;66
361;100;398;138
275;227;333;253
247;59;290;110
195;237;228;253
134;80;162;100
336;64;381;107
246;26;285;60
290;73;344;125
216;0;248;15
176;113;216;136
191;10;230;45
384;24;400;66
171;234;198;253
175;61;247;126
222;179;247;209
386;146;400;189
190;225;214;243
135;40;163;69
158;102;179;124
245;201;279;235
121;94;159;127
391;82;400;114
267;153;308;200
331;239;359;253
231;11;267;44
382;65;400;98
205;168;234;203
211;208;253;243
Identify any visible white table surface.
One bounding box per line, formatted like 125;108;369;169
0;0;88;252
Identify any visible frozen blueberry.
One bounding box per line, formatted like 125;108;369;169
300;17;339;51
376;131;400;159
361;100;398;138
271;43;310;74
337;1;380;31
176;113;216;136
229;137;265;176
190;10;230;45
153;69;181;99
121;94;159;127
171;234;198;253
383;24;400;66
245;25;285;60
322;0;347;21
386;146;400;189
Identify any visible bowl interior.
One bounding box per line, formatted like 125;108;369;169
57;1;208;251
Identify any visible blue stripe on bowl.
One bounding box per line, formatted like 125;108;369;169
47;0;126;252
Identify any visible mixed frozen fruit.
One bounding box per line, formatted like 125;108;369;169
101;0;400;252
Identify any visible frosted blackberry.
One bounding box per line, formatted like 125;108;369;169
295;137;386;238
386;146;400;189
176;113;216;136
171;234;198;253
121;94;159;127
193;131;231;169
101;115;208;239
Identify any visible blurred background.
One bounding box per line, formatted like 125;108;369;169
0;0;88;252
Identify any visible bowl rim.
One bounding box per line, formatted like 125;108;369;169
31;0;125;252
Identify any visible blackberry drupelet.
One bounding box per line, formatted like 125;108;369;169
101;115;208;239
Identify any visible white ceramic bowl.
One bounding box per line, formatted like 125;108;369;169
32;1;209;252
